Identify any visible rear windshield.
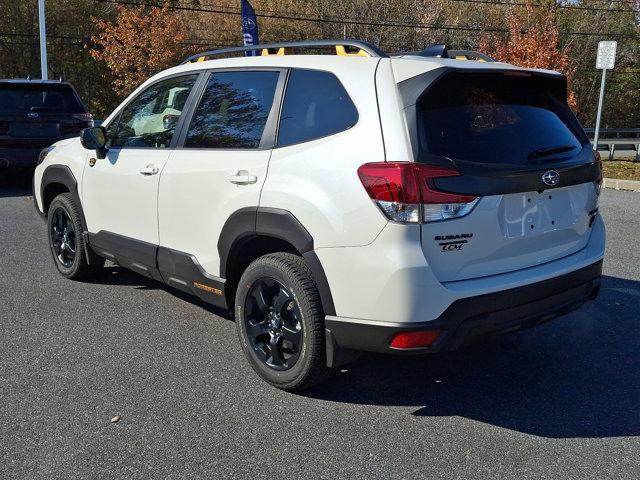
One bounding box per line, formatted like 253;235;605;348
417;72;583;165
0;83;85;114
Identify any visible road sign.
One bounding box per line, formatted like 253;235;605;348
596;41;617;70
593;41;617;150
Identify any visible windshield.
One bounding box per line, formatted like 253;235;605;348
417;72;583;166
0;84;85;115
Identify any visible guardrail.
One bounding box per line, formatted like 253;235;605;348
584;128;640;162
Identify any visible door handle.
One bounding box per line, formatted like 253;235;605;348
229;170;258;185
139;165;159;176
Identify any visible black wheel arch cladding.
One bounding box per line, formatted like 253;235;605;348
40;164;88;231
219;207;336;316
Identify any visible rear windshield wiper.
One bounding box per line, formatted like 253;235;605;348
527;145;577;160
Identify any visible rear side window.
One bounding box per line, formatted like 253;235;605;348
277;69;358;147
417;72;582;165
184;71;280;149
0;83;85;114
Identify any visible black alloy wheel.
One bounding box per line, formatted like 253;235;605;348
46;192;104;280
50;206;76;268
244;277;303;371
235;252;334;391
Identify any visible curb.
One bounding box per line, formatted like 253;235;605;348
603;178;640;192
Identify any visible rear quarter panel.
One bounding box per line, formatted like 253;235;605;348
260;59;388;248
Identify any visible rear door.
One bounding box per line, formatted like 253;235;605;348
158;68;285;278
411;70;600;282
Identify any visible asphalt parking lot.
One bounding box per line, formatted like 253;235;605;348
1;174;639;480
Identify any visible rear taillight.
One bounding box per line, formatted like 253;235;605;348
357;162;479;224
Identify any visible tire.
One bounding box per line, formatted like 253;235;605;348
235;252;334;391
47;192;104;280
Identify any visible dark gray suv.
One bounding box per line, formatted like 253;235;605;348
0;79;92;170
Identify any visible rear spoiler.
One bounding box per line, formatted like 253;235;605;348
397;67;567;109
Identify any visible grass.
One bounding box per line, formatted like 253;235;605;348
602;161;640;181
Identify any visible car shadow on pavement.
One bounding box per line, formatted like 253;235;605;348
87;264;233;320
307;274;640;439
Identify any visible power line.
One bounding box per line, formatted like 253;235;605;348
91;0;640;38
0;31;88;40
193;0;640;15
448;0;640;14
0;31;239;47
3;31;638;68
0;41;84;46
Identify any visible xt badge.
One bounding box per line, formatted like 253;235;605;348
435;233;473;252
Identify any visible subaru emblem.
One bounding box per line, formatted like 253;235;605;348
542;170;560;187
27;111;39;119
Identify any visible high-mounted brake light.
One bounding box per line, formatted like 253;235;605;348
357;162;479;224
502;70;532;78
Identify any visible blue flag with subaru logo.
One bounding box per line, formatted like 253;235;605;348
241;0;259;57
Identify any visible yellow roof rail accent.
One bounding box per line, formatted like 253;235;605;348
261;47;291;56
448;50;495;62
196;56;207;62
454;54;486;62
335;45;370;57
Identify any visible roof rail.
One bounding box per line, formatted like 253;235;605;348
389;46;495;62
181;39;388;64
448;50;496;62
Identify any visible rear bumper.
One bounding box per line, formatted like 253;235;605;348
325;260;602;356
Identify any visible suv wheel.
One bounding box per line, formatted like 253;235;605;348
47;193;103;280
235;253;334;391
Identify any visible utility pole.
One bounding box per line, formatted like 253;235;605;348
38;0;48;80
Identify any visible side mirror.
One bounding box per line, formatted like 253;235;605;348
80;126;108;158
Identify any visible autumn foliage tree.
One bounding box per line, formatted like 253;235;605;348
90;4;193;97
480;0;577;111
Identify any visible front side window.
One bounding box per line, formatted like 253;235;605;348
109;74;198;149
184;71;280;149
277;69;358;147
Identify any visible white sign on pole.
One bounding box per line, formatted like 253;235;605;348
596;40;617;70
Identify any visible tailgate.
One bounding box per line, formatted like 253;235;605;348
407;69;601;282
422;183;598;282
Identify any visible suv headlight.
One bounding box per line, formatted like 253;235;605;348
38;146;55;165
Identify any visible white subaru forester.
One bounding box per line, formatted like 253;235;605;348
33;40;605;391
